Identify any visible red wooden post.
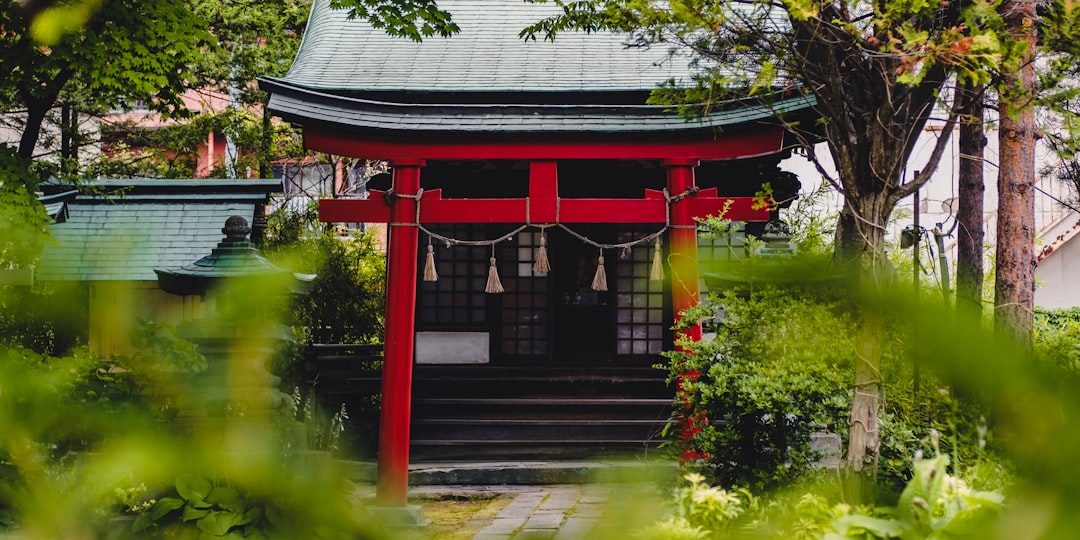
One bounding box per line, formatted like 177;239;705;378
376;159;424;507
665;158;707;462
665;159;702;343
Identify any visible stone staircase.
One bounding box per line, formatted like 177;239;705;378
409;365;673;461
304;345;673;462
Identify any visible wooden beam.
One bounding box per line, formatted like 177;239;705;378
303;128;785;161
320;190;769;224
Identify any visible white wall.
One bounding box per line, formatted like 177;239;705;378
779;111;1078;308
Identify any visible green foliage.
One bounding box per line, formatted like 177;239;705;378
3;0;311;181
0;275;390;537
521;0;1006;90
0;147;52;267
640;454;1003;539
825;455;1004;539
664;286;854;492
0;282;88;356
263;204;386;344
668;214;1003;494
191;0;309;107
1034;308;1080;372
635;473;752;540
87;107;306;179
0;0;217;166
125;318;208;375
330;0;460;42
133;469;379;538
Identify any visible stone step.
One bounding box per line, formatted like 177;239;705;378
337;459;679;485
411;418;668;441
411;397;672;420
304;354;675;461
409;439;666;462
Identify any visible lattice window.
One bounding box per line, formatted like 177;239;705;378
417;225;488;329
615;229;667;356
499;230;550;357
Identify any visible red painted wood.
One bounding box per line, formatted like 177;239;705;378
529;161;559;223
376;163;421;507
414;189;528;223
558;198;665;223
686;188;769;222
666;163;702;344
662;158;702;167
304;128;785;161
320;190;767;224
320;195;391;223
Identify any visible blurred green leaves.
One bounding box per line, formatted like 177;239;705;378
28;0;103;45
0;272;389;538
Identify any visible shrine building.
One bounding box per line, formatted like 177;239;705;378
260;0;817;506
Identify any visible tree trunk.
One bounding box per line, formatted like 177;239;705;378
259;100;273;179
837;194;891;497
995;1;1038;342
19;101;51;161
17;66;74;164
957;83;986;320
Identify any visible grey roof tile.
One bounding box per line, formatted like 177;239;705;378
283;0;694;93
261;0;817;136
37;180;280;282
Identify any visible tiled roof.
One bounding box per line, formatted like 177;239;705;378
264;0;817;136
284;0;695;94
37;180;281;282
263;79;816;134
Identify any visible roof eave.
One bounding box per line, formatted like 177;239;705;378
260;77;819;137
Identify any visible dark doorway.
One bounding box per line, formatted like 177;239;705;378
550;225;616;363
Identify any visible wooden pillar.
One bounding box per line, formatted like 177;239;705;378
664;159;702;343
376;159;423;506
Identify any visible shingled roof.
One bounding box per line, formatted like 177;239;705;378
261;0;816;136
37;180;281;282
281;0;692;94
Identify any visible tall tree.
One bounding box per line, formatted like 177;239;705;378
957;83;986;321
191;0;309;178
994;0;1038;341
0;0;458;181
0;0;214;168
519;0;1010;489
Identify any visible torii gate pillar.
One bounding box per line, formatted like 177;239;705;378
665;159;703;344
376;159;423;507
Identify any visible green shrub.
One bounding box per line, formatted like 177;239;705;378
639;453;1003;539
664;282;1003;494
1034;308;1080;373
635;473;752;540
0;276;389;538
663;286;854;492
262;202;386;346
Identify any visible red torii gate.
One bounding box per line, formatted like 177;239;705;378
312;127;779;507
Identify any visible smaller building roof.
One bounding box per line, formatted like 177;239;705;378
37;179;281;282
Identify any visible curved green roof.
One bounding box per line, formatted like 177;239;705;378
282;0;695;94
261;0;818;137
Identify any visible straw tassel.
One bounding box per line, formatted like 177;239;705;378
485;246;504;294
591;249;608;291
650;238;665;281
532;229;550;274
423;240;438;282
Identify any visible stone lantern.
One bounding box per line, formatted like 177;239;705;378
155;216;313;418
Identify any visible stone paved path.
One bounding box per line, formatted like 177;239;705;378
471;485;612;540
